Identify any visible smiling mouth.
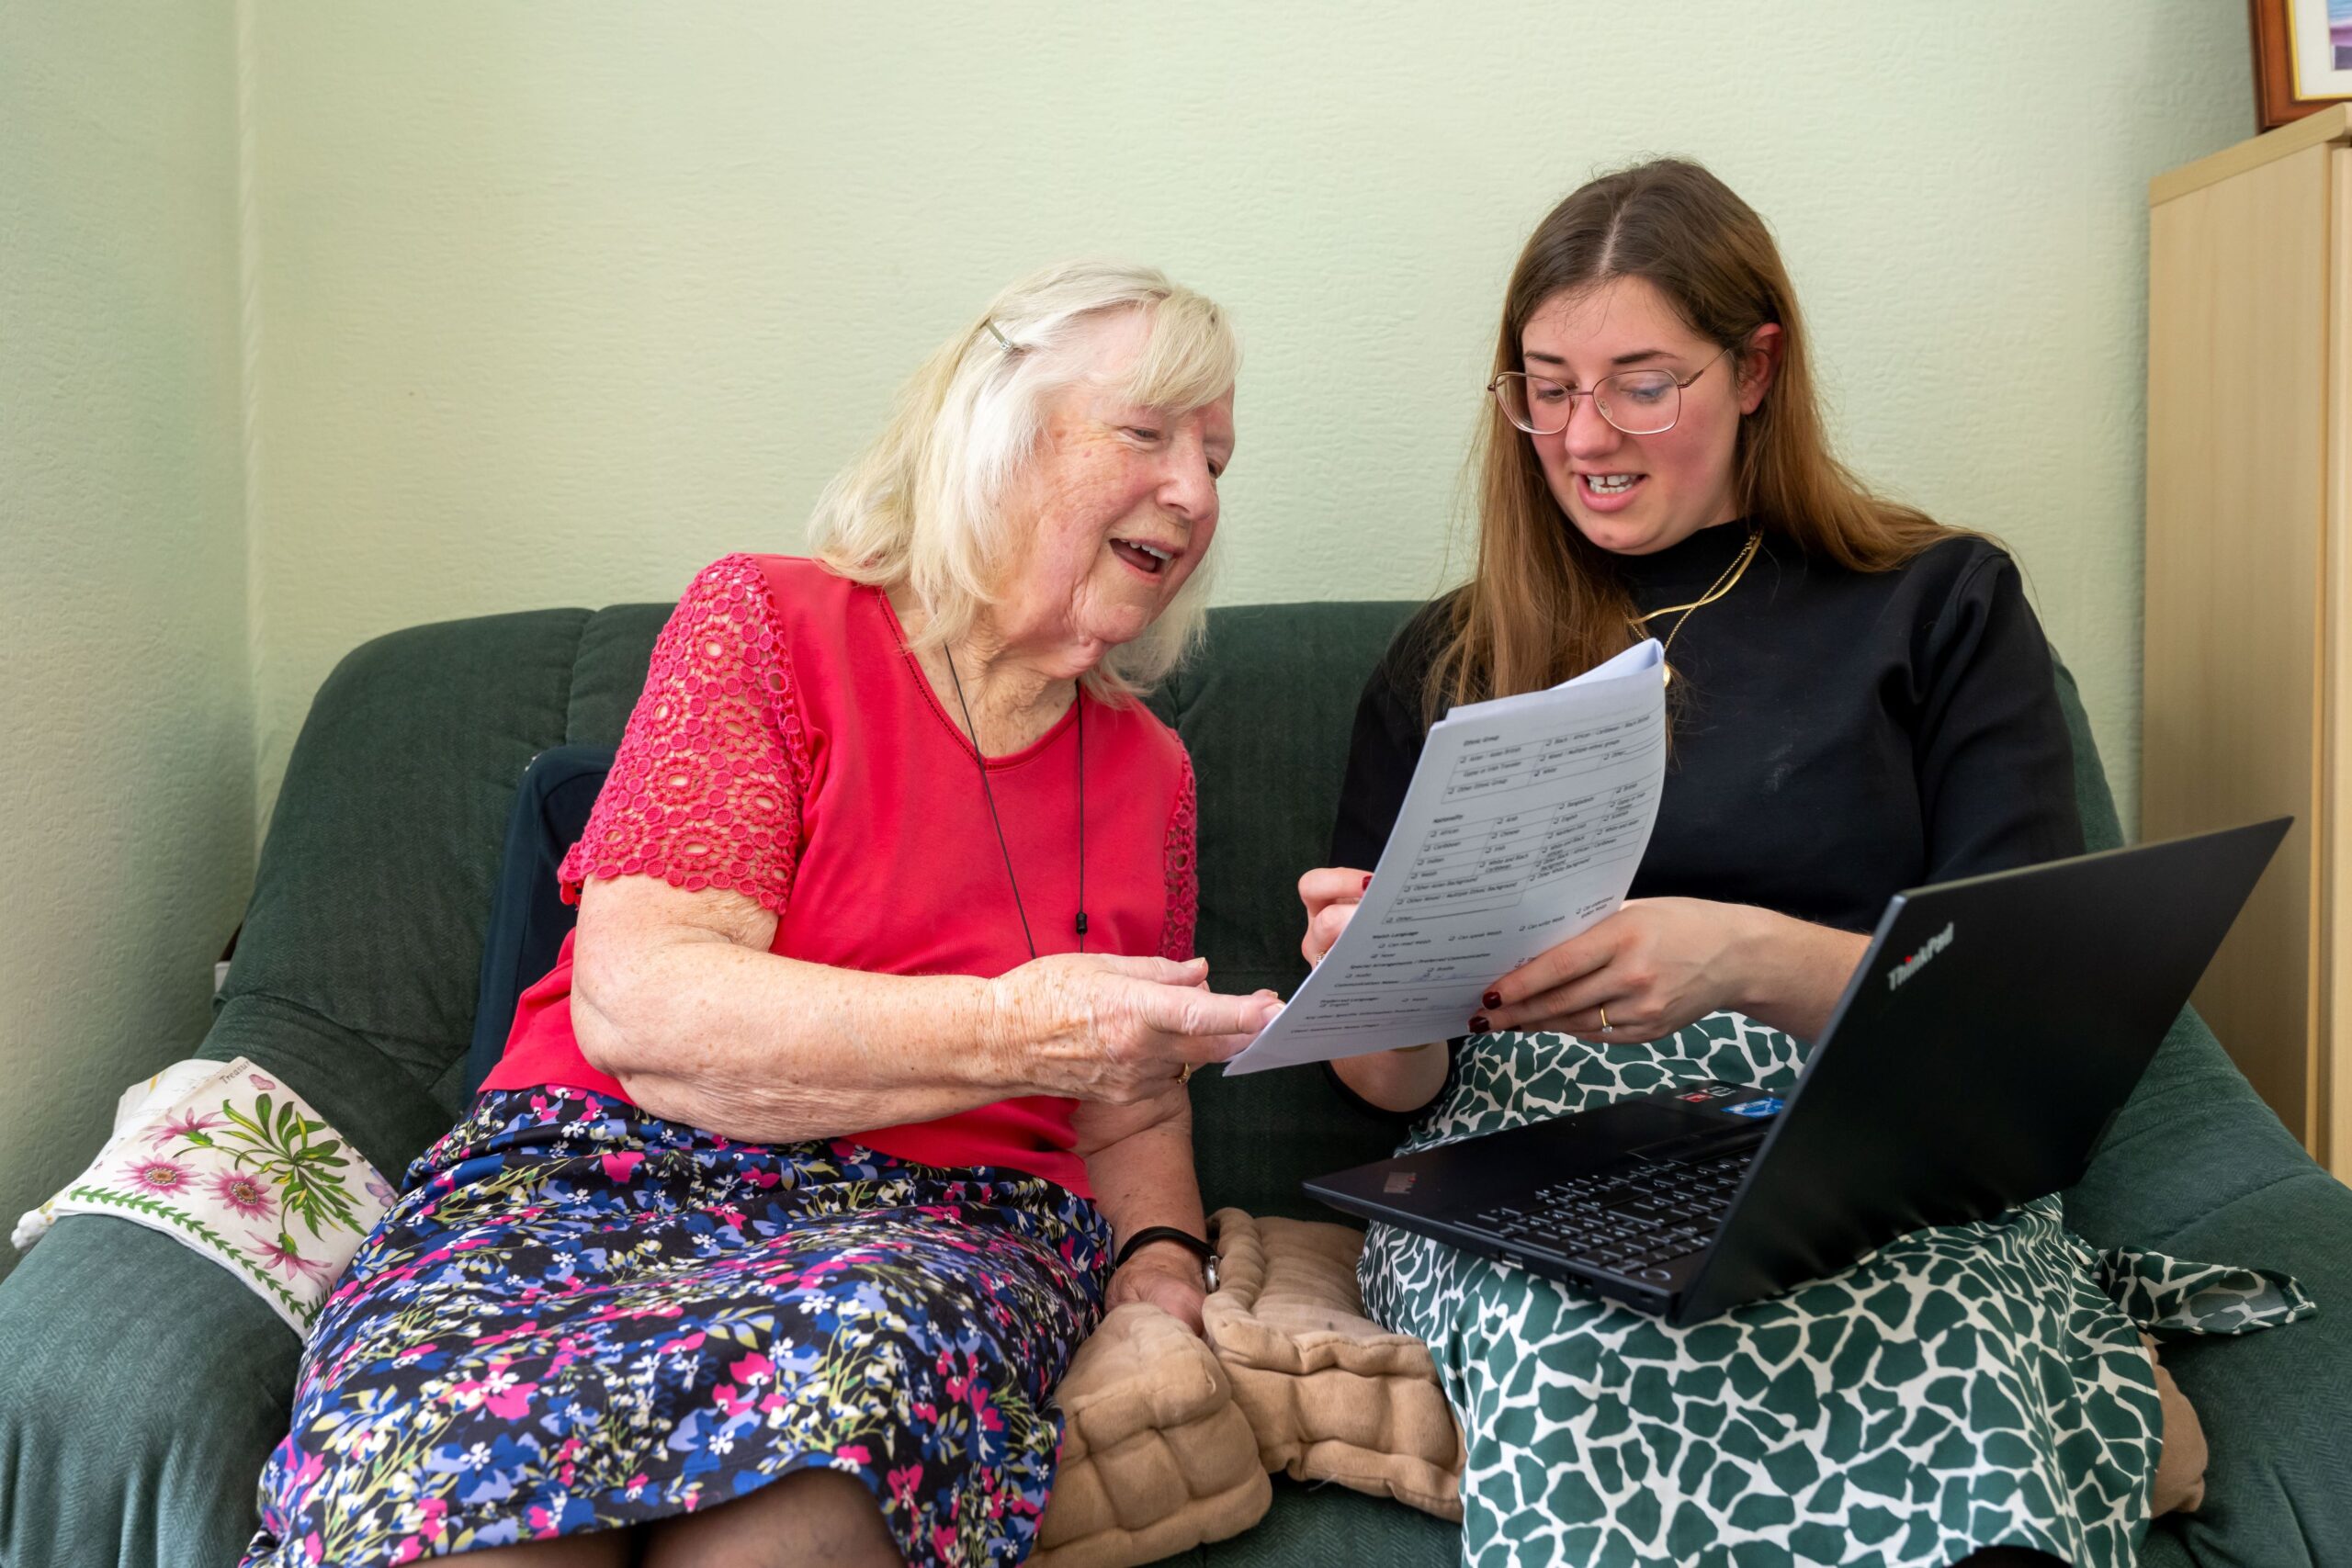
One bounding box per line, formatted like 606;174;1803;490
1581;473;1644;497
1110;538;1177;575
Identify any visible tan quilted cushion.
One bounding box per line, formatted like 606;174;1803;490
1202;1208;1464;1519
1032;1303;1271;1568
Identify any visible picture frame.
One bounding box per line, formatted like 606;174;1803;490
2253;0;2352;130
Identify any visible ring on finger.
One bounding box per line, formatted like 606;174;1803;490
1598;1005;1612;1035
1177;1062;1195;1086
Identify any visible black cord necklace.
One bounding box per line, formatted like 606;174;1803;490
944;649;1086;960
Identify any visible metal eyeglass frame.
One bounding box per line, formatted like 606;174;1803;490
1488;344;1735;437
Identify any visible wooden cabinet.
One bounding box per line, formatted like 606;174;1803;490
2145;107;2352;1178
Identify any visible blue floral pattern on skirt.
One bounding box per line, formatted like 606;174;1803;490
241;1087;1112;1566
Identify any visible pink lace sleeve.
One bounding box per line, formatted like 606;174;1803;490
560;555;808;913
1159;752;1199;960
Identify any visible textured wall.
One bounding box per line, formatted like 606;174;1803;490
245;4;2256;834
0;6;253;1245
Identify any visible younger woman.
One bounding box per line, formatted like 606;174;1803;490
1298;159;2308;1568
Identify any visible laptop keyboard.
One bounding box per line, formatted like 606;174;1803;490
1467;1148;1756;1283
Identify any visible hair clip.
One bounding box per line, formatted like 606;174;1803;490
983;320;1019;354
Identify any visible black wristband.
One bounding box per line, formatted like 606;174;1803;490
1114;1225;1219;1290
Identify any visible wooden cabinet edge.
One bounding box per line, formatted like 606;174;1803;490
2154;105;2352;208
2145;139;2333;1166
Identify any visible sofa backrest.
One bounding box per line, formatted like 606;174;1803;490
226;608;595;1111
222;597;2128;1219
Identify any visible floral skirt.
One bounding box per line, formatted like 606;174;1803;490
1361;1016;2313;1568
241;1087;1112;1567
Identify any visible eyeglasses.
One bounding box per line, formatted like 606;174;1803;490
1488;345;1735;437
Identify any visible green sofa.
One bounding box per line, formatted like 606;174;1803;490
0;599;2345;1568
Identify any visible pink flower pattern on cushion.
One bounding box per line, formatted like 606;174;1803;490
560;555;808;915
1160;753;1198;960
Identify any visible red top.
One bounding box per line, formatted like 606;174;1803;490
484;554;1201;1196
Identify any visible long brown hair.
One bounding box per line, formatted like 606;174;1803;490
1429;158;1958;716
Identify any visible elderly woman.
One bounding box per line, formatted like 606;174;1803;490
242;262;1277;1568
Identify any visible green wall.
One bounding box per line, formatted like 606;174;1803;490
0;3;2267;1238
0;4;254;1245
246;2;2256;834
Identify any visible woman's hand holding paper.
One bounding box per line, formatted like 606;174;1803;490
1475;897;1870;1043
1297;866;1373;965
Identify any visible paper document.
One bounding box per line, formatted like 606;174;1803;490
1223;638;1668;1075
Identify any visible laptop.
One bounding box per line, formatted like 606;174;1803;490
1303;818;2289;1328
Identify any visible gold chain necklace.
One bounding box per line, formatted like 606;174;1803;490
1632;525;1764;687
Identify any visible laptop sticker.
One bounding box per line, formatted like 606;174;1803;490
1725;1097;1784;1118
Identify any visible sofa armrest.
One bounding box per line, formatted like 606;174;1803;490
0;991;459;1568
2067;1007;2352;1567
0;1214;289;1568
2130;1172;2352;1568
2066;1010;2321;1247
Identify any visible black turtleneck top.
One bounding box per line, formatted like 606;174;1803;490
1329;522;2086;935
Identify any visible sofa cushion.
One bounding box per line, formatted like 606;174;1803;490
1035;1303;1272;1568
564;601;670;743
1195;1476;1460;1566
1150;603;1430;1221
1203;1210;1461;1518
463;744;619;1098
1150;603;1417;999
198;993;459;1196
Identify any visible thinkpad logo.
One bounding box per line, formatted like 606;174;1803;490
1885;922;1955;991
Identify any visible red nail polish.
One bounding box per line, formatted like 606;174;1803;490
1361;874;1374;891
1482;989;1503;1010
1469;1015;1490;1032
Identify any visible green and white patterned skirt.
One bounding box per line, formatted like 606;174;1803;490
1358;1015;2312;1568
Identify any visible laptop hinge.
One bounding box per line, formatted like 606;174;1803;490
1631;1123;1770;1166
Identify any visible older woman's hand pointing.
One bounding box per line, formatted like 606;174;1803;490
991;953;1280;1104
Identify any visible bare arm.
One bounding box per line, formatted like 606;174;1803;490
571;875;1280;1145
1073;1089;1216;1330
1330;1041;1453;1114
1729;909;1871;1040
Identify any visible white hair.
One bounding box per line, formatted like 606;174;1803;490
808;259;1240;698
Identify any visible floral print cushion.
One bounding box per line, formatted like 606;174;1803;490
12;1057;391;1334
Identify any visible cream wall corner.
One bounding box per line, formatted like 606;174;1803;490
0;6;255;1245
